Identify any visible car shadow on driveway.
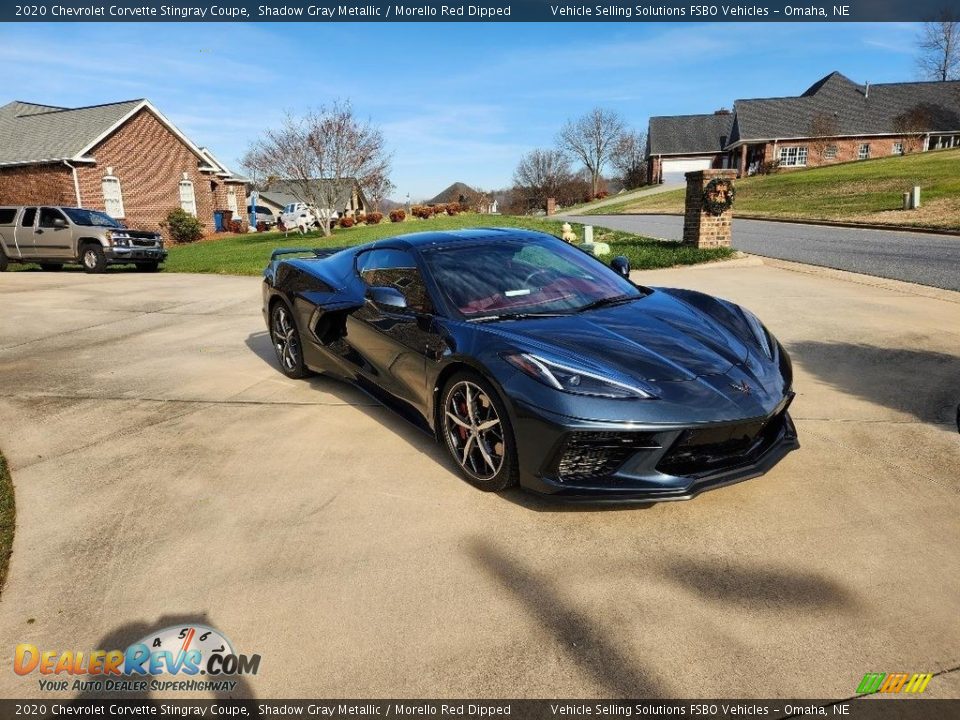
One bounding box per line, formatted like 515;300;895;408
660;555;853;610
789;341;960;432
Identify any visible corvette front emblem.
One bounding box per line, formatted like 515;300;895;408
731;380;752;395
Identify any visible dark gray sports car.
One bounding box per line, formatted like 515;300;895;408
262;228;798;501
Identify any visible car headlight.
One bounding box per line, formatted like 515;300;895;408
740;308;773;359
503;352;657;399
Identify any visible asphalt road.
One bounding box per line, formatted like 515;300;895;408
1;266;958;699
566;214;960;292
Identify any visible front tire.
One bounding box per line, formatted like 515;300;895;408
440;371;518;492
269;301;312;379
80;244;107;274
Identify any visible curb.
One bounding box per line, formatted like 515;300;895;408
582;211;960;238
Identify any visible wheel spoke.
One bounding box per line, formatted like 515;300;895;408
476;419;500;431
445;411;470;429
461;434;476;466
476;437;497;472
465;384;476;423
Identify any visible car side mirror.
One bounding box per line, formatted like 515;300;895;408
367;285;408;311
610;255;631;278
53;217;67;228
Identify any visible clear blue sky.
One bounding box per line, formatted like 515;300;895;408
0;21;921;199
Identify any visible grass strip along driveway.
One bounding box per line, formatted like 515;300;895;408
0;451;13;594
590;148;960;232
163;214;733;275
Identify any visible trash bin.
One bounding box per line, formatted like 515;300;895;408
214;211;225;232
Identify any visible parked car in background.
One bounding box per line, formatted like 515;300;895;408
248;204;278;228
0;206;167;273
279;202;339;232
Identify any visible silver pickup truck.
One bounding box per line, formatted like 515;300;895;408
0;206;167;273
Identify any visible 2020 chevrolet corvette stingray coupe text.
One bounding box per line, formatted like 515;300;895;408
262;228;798;501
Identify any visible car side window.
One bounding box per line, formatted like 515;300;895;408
357;248;434;314
39;207;67;228
21;208;36;227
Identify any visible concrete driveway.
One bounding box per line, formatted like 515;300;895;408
565;214;960;292
0;263;958;699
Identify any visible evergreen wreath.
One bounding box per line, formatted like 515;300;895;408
702;178;736;215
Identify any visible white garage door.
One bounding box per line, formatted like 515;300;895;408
661;158;712;185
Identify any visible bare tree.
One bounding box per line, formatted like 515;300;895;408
611;130;648;190
808;112;840;162
557;108;626;197
916;13;960;81
365;172;395;213
243;101;391;236
513;148;575;203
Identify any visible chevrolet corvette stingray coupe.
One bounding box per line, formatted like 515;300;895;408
262;228;798;501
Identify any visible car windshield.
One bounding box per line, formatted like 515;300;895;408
62;208;124;228
422;236;643;319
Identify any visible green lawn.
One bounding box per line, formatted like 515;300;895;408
163;213;733;275
0;451;14;594
589;148;960;231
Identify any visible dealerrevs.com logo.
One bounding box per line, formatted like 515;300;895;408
14;625;260;693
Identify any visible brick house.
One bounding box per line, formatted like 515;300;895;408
0;99;247;236
648;72;960;183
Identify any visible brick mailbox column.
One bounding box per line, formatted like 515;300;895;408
682;169;737;248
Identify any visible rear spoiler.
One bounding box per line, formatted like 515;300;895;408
270;247;350;261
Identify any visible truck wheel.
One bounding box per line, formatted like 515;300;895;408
39;263;63;272
80;244;107;274
135;262;160;273
0;245;8;272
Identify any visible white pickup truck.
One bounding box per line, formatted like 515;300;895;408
0;205;167;273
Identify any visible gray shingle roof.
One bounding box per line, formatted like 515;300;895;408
730;72;960;143
0;99;144;165
647;113;734;156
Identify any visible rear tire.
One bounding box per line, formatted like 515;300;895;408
135;262;160;273
0;245;8;272
80;244;107;274
269;300;312;379
39;263;63;272
440;371;518;492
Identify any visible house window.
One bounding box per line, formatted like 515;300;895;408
823;145;838;159
858;143;871;160
226;187;238;215
179;180;197;216
101;176;125;218
777;146;808;167
892;142;904;156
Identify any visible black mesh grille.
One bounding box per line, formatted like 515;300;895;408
556;432;660;484
657;410;787;478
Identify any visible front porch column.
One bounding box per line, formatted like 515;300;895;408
738;145;748;177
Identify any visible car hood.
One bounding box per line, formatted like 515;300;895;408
481;290;754;382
